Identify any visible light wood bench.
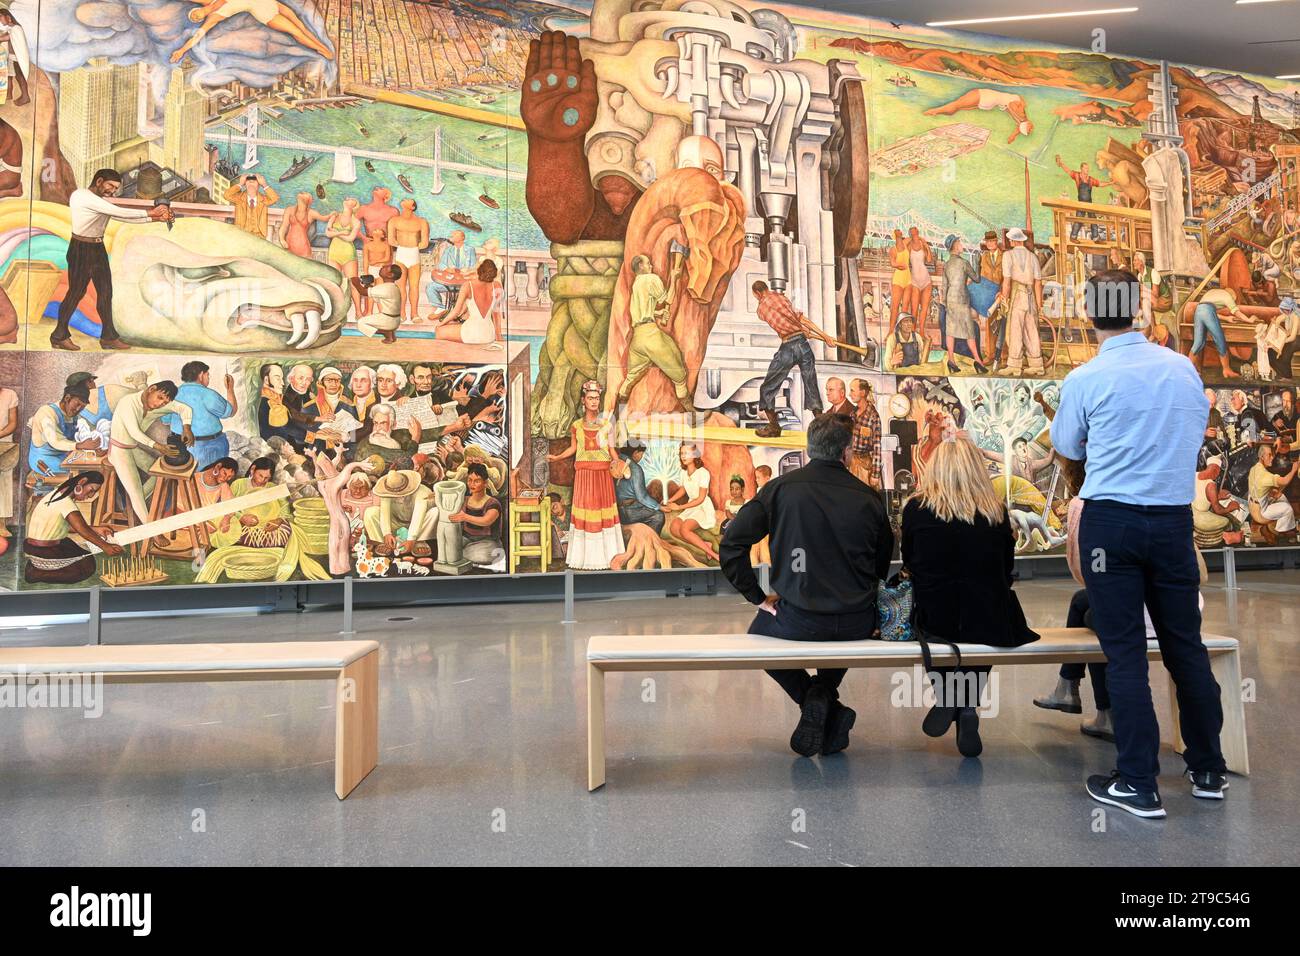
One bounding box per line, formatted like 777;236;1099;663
0;641;380;799
586;627;1247;790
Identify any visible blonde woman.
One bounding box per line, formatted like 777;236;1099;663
901;431;1038;757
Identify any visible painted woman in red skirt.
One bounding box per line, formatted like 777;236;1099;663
548;381;623;569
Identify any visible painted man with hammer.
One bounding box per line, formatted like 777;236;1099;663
615;249;695;415
753;280;836;438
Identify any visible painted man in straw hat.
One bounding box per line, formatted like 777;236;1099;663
363;468;437;557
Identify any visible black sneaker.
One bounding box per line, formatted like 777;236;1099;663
821;702;856;755
1086;771;1166;819
1188;770;1229;800
955;707;983;757
922;704;957;737
791;684;830;757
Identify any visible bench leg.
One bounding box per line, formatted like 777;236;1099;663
1212;649;1250;776
588;662;605;792
335;649;380;799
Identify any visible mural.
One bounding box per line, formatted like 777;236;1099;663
0;0;1298;591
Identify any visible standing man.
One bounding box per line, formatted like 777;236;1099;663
168;361;237;468
224;174;279;239
615;254;693;414
108;381;193;523
752;280;833;437
1052;268;1227;818
1001;227;1045;376
848;378;882;489
54;168;172;351
1055;155;1112;241
720;414;894;757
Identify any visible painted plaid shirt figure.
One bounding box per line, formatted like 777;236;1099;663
753;281;824;438
756;286;806;340
848;378;882;489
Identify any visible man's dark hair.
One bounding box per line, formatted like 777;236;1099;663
152;380;179;401
806;413;854;462
63;383;91;403
210;456;238;473
180;361;209;383
90;168;122;187
752;280;769;296
1013;437;1028;449
1085;269;1139;331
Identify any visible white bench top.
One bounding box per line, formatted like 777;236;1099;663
0;641;380;675
588;628;1238;663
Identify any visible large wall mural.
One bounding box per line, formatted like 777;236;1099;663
0;0;1297;592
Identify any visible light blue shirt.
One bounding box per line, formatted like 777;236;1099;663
1051;331;1208;506
438;242;477;274
165;382;232;438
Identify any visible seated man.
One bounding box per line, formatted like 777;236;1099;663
364;467;437;557
1249;443;1298;540
615;439;665;534
719;414;894;758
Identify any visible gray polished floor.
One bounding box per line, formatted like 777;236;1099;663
1;571;1296;866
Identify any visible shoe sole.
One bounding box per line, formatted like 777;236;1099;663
922;706;957;738
1188;773;1229;799
821;708;856;755
1085;783;1167;818
956;709;982;757
791;694;829;757
1033;698;1083;715
1080;725;1116;743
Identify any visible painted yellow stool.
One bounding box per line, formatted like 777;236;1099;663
509;498;552;574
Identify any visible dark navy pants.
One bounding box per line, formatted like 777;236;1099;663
748;599;876;705
759;335;822;415
1079;499;1226;793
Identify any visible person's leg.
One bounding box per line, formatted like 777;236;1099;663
1024;309;1044;374
1039;584;1088;710
54;246;93;343
89;246;119;342
1006;303;1026;373
748;605;813;704
758;341;796;413
1143;509;1226;777
1081;502;1160;794
795;340;822;414
108;445;150;523
618;331;652;402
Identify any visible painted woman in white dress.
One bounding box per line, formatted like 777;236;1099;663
435;259;503;346
664;441;718;561
172;0;334;63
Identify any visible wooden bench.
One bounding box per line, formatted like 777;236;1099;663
586;627;1247;791
0;641;380;799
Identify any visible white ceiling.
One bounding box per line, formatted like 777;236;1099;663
810;0;1300;80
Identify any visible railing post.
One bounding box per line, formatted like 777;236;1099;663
340;575;356;636
561;568;576;624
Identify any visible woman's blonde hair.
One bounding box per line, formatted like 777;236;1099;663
913;433;1005;525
